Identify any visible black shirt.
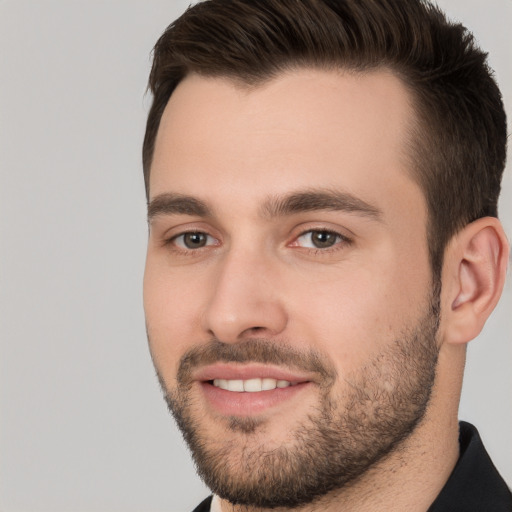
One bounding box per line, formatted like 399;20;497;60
192;422;512;511
428;422;512;511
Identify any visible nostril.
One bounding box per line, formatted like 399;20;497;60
247;326;265;334
203;298;288;343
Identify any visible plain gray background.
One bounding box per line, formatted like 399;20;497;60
0;1;510;511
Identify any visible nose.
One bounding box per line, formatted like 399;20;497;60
202;249;288;343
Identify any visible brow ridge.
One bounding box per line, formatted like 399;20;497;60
147;189;382;222
147;193;212;220
261;189;382;220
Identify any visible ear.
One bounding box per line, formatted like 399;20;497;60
441;217;509;345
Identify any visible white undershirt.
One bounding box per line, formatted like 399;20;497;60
210;495;222;512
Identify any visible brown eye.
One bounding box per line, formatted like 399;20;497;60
183;232;207;248
296;230;343;249
174;232;212;249
310;231;338;248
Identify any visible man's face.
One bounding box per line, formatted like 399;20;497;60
144;69;439;507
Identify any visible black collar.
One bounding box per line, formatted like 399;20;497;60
428;421;512;511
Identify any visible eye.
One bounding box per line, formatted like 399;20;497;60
172;232;216;250
295;230;347;249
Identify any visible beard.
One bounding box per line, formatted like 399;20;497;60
153;296;440;510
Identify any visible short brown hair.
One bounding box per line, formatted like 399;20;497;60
143;0;507;278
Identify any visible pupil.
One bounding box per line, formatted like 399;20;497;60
313;231;335;248
184;232;206;248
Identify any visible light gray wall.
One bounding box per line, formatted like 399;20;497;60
0;1;510;511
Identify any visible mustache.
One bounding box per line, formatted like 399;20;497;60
176;338;337;386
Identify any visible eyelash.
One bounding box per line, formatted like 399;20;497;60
292;229;352;253
164;231;219;254
163;228;352;255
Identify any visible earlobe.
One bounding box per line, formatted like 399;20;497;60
443;217;509;345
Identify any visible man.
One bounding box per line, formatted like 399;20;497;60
142;0;511;510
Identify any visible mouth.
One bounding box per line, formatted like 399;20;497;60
194;364;314;416
211;377;300;392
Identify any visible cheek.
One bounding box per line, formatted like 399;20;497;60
143;256;206;373
288;273;389;369
286;255;431;370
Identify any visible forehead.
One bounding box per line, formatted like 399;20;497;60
150;68;422;220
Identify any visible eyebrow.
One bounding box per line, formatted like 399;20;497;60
147;193;212;221
147;189;382;222
260;189;382;221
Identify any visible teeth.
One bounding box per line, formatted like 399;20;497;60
212;378;293;392
228;380;244;392
244;378;263;392
262;378;277;391
214;379;229;390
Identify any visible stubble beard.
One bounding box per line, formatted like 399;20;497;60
154;297;440;510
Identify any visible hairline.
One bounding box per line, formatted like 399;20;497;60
145;63;448;284
145;62;426;192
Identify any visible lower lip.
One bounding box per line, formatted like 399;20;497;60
199;381;312;416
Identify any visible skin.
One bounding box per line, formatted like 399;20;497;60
143;69;509;511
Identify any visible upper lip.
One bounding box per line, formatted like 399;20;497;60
193;363;315;384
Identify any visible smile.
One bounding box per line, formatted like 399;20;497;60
212;378;296;392
192;365;315;416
